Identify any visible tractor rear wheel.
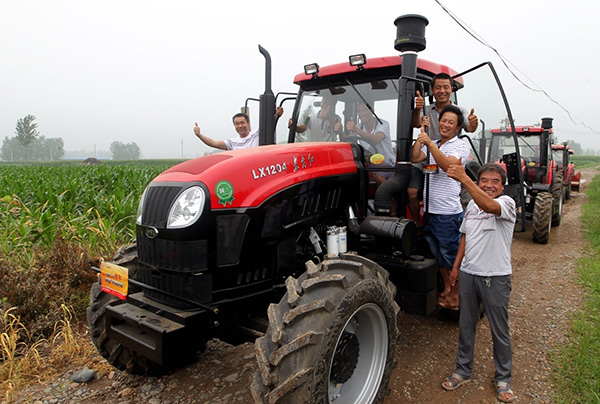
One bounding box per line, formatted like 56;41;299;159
551;173;563;226
532;192;553;244
251;253;399;404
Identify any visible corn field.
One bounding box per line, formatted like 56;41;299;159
0;160;181;338
0;161;178;264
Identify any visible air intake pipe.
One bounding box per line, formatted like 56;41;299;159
374;14;428;215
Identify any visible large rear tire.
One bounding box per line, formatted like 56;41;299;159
551;173;563;226
87;242;162;374
251;253;399;404
532;192;553;244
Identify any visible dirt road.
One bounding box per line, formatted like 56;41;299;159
12;169;593;404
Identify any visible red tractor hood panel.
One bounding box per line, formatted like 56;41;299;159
154;142;358;209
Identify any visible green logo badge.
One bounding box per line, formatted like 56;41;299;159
215;180;235;206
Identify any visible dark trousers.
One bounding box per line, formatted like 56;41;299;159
456;272;512;383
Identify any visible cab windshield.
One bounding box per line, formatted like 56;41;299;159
289;80;401;146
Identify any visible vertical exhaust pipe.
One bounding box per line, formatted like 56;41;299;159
374;14;429;215
258;45;276;145
540;117;553;181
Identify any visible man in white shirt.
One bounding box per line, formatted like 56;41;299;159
194;108;283;151
442;162;516;403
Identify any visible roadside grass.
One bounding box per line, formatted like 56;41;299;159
551;169;600;403
0;305;104;403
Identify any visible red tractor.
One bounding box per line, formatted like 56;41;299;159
486;120;563;243
552;143;580;199
87;15;517;403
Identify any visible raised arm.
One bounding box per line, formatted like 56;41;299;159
447;163;501;215
193;122;227;150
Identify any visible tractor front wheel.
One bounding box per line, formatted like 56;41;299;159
251;253;399;404
87;242;161;374
532;192;553;244
551;173;564;226
565;175;572;200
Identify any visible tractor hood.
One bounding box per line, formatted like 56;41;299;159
153;142;359;209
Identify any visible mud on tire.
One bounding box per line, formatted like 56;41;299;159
532;192;553;244
251;252;399;404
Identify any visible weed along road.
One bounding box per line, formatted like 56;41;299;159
11;169;593;404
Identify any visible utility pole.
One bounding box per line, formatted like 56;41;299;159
181;139;184;159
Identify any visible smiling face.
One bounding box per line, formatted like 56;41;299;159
438;111;460;141
432;78;453;105
357;103;372;123
233;116;250;137
478;170;504;198
318;98;333;120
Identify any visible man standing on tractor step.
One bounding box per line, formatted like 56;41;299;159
193;108;283;150
412;105;470;310
442;162;516;403
408;73;479;226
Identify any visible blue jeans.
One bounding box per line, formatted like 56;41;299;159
423;212;463;269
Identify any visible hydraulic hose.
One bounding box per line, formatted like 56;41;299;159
373;163;412;215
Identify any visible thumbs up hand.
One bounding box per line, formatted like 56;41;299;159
415;90;424;110
467;108;478;132
193;122;201;137
346;117;357;132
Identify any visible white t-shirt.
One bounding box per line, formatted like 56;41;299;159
225;129;259;150
459;194;516;276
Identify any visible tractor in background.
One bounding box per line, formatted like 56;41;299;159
486;118;563;243
552;143;580;199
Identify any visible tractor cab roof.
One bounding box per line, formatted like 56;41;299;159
491;126;552;135
293;55;463;90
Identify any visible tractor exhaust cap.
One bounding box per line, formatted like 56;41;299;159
541;117;553;130
394;14;429;53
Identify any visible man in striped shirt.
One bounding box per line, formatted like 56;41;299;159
411;104;471;310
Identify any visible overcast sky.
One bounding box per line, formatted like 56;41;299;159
1;0;599;158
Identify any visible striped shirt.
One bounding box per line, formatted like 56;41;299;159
421;136;470;214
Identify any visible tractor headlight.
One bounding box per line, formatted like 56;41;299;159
135;188;147;225
167;186;205;229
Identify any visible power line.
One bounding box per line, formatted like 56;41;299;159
433;0;600;136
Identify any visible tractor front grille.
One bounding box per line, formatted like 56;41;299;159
143;186;183;228
138;237;208;272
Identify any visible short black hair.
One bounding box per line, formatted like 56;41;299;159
432;72;453;87
439;104;464;128
477;162;507;184
232;113;249;124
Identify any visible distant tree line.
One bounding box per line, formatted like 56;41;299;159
110;141;141;160
1;114;65;161
1;115;143;161
1;135;65;161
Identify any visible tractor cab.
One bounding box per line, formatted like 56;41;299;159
552;143;580;198
283;54;515;219
487;119;563;243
